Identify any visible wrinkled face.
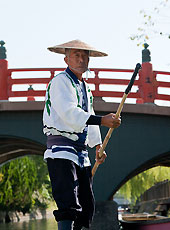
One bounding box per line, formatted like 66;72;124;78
64;49;89;75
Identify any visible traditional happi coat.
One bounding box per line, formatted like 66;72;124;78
43;67;102;167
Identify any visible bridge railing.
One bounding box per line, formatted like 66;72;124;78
0;61;170;105
6;67;140;100
7;68;65;98
154;70;170;101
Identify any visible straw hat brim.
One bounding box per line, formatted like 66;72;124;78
47;40;108;57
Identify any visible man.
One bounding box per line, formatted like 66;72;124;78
43;40;121;230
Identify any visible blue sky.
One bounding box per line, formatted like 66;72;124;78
1;0;170;71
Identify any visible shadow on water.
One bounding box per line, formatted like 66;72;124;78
0;218;58;230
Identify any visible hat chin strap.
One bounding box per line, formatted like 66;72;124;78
68;63;91;80
68;65;88;74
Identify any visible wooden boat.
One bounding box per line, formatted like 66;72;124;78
119;213;170;230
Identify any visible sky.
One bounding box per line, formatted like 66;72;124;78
1;0;170;104
1;0;170;70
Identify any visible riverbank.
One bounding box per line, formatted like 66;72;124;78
0;202;56;223
0;218;58;230
0;201;120;230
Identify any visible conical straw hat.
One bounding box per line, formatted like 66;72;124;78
48;39;108;57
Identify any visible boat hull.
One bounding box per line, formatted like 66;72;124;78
120;217;170;230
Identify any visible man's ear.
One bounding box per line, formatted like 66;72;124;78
64;56;68;65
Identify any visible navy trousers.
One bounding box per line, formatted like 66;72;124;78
47;158;95;229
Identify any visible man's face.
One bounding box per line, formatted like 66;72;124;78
64;49;89;75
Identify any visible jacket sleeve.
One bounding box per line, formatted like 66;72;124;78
87;107;102;148
87;125;102;148
50;75;91;133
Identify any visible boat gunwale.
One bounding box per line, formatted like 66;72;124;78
120;216;170;226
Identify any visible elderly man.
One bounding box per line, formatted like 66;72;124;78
43;40;121;230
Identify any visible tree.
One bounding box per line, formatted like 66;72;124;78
130;0;170;46
0;157;37;214
118;166;170;204
30;155;52;209
0;156;52;222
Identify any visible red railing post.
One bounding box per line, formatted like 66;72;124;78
0;41;8;100
27;85;35;101
50;70;55;80
137;43;157;104
94;69;100;93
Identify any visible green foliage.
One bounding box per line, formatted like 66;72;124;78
30;155;52;210
118;166;170;204
0;157;36;213
0;156;52;215
0;173;3;182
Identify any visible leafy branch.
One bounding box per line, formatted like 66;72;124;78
130;0;170;46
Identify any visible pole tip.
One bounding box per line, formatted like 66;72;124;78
136;63;142;70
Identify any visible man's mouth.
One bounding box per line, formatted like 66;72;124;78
78;65;87;69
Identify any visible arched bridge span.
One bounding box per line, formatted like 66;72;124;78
0;100;170;201
0;136;45;165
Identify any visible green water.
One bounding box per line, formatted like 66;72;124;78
0;218;58;230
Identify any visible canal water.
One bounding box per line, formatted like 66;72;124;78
0;218;58;230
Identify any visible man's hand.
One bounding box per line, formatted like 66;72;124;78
95;144;107;165
101;113;121;128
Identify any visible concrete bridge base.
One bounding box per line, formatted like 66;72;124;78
90;201;119;230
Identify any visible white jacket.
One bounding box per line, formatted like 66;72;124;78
43;70;102;148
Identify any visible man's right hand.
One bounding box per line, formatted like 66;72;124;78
101;113;121;128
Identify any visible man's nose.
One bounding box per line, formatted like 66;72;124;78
79;55;85;63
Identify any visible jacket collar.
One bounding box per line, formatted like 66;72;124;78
66;67;79;85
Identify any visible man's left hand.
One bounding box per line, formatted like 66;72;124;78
95;144;107;164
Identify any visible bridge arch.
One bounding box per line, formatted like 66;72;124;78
110;150;170;199
0;135;45;166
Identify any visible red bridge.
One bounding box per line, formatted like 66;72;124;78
0;58;170;104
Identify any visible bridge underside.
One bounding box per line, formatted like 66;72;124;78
109;150;170;198
0;101;170;201
0;136;45;165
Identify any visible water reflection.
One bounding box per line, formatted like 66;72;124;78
0;218;58;230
